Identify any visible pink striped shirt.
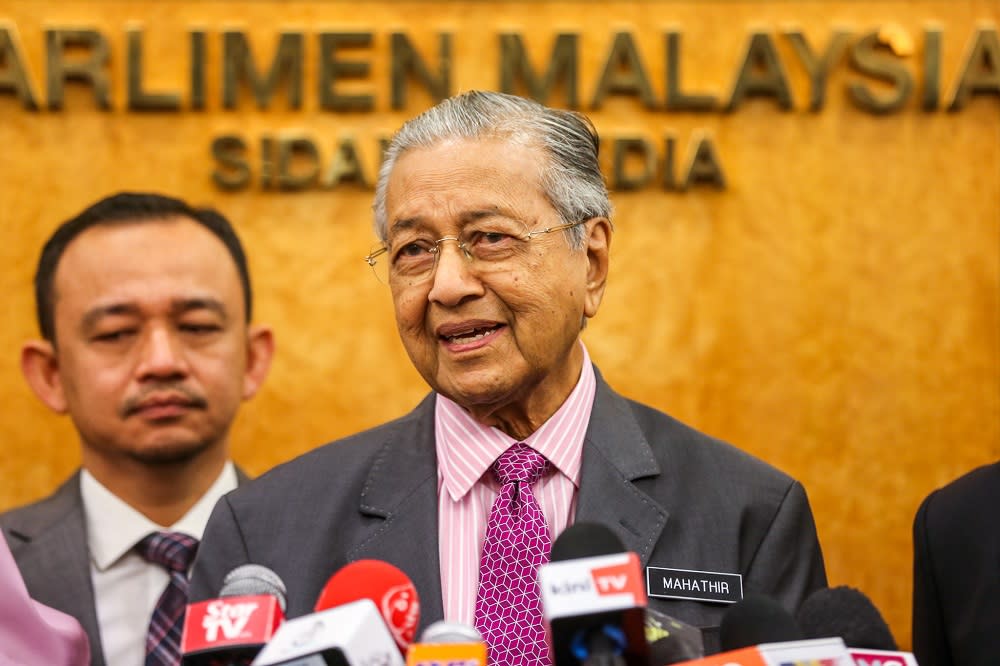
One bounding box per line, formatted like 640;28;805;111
434;343;597;625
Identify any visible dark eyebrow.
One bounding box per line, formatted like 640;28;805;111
79;298;230;333
171;298;229;323
80;303;140;333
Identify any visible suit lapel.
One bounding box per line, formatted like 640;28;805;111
576;375;669;566
4;473;107;666
347;394;444;625
343;377;669;626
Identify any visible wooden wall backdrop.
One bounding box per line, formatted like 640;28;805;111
0;0;997;649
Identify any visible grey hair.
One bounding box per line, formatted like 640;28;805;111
373;90;611;249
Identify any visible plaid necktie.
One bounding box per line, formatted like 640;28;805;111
136;531;199;666
474;442;553;666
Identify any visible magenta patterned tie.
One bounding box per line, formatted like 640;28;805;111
474;442;553;665
136;531;199;666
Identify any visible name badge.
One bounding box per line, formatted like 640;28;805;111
646;566;743;604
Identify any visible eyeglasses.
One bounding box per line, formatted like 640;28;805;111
364;218;586;286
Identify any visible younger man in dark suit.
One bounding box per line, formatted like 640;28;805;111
0;193;274;666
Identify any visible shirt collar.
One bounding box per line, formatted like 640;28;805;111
80;461;239;571
436;342;597;502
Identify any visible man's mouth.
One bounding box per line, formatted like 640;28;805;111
123;390;207;418
439;323;504;345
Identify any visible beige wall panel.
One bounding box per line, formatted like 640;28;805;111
1;0;998;649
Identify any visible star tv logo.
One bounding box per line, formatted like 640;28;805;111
201;599;259;641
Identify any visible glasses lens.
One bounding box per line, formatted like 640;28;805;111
459;219;531;264
366;246;390;285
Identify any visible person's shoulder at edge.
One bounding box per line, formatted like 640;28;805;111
0;475;79;538
917;460;1000;530
928;460;999;500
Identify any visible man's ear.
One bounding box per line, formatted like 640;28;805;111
21;340;68;413
583;217;612;319
242;324;275;400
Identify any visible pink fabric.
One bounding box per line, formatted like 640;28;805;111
436;345;597;624
0;536;91;665
473;443;552;665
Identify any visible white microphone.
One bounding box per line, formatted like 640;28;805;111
405;621;487;665
251;559;417;666
250;599;403;666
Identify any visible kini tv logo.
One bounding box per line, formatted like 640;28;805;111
201;599;260;640
539;552;647;618
590;559;644;599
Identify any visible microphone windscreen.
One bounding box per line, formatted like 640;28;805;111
550;521;625;561
419;621;483;644
407;621;487;666
719;593;803;651
181;565;287;663
796;585;898;650
219;564;287;612
314;559;420;652
542;522;649;665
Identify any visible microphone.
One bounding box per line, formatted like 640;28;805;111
251;560;418;666
718;593;803;651
405;621;487;665
679;593;864;666
674;637;855;665
313;559;420;653
181;564;288;665
538;522;650;665
796;586;897;650
643;607;703;664
796;586;919;665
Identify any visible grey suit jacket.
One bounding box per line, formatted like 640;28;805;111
190;374;826;654
0;466;250;666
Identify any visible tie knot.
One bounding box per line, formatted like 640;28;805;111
136;532;199;573
492;443;549;486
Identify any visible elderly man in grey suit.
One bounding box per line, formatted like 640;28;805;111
0;193;274;666
190;91;826;660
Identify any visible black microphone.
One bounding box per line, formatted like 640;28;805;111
796;585;898;650
718;593;803;651
539;522;650;666
180;564;288;665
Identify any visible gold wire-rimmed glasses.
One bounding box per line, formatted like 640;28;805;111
364;218;586;286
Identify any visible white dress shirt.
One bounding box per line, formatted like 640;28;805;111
80;462;238;666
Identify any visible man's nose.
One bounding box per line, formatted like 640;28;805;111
426;242;484;306
136;326;189;378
